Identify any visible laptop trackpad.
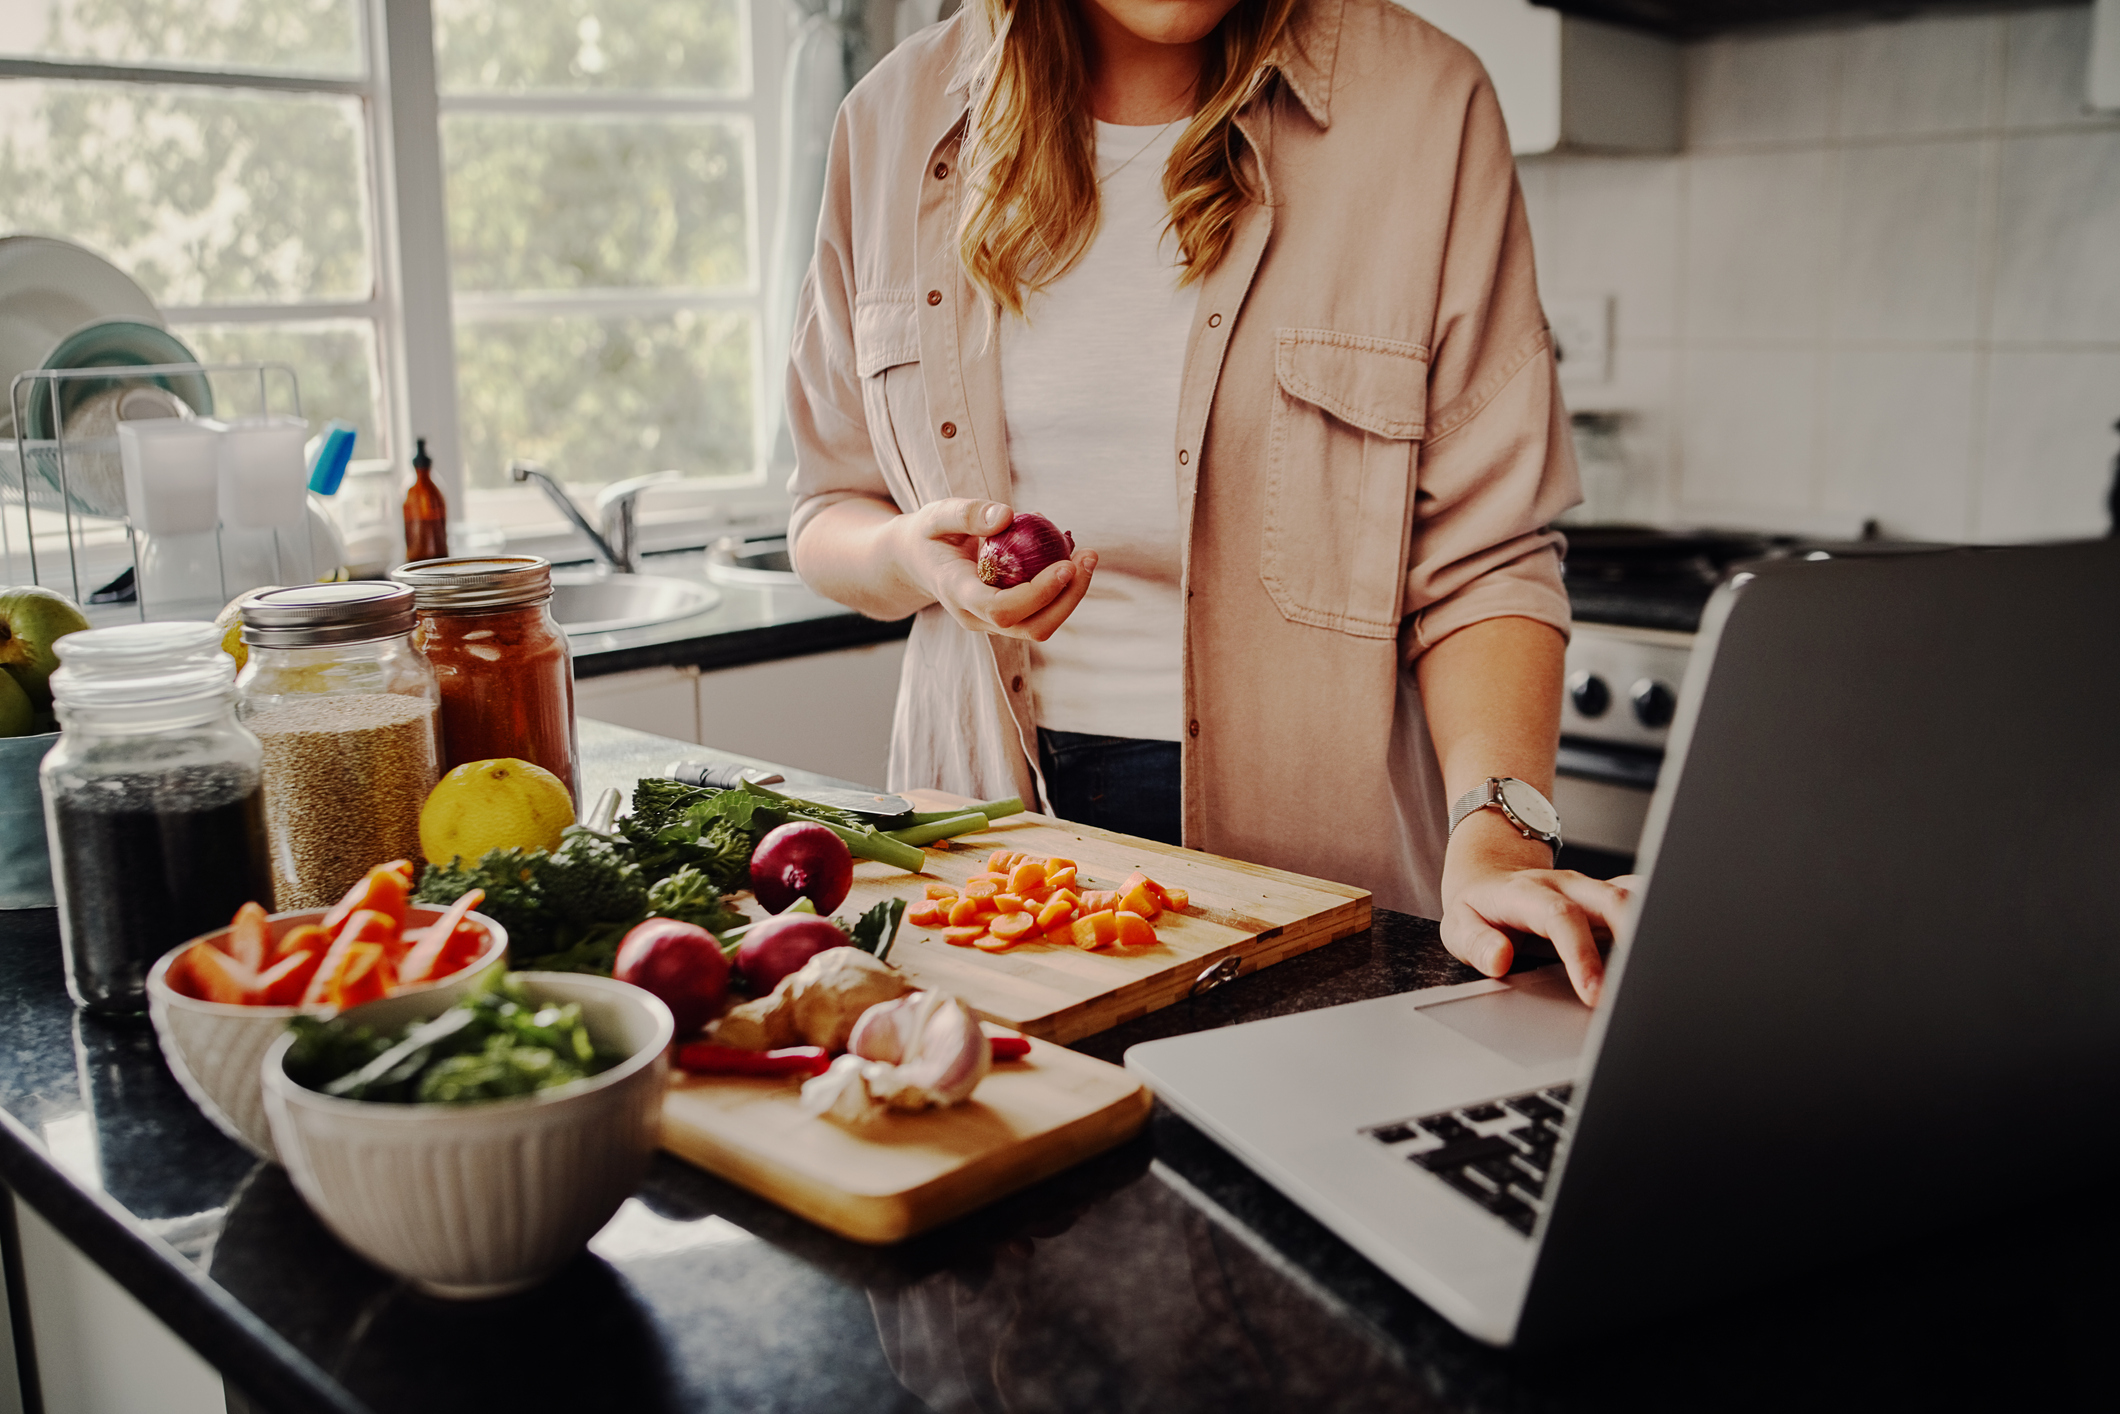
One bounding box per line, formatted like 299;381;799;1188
1415;966;1593;1069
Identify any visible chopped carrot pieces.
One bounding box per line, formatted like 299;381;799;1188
1119;882;1162;919
225;902;270;972
924;882;959;900
1113;911;1158;948
1042;858;1076;879
1070;910;1120;950
1035;896;1076;933
1020;883;1053;905
1043;866;1077;893
908;899;947;927
989;911;1037;942
963;877;1003;900
993;892;1024;913
972;930;1017;952
1007;861;1047;894
1160;886;1189;912
948;896;986;927
1049;887;1081;909
943;925;988;946
986;849;1014;872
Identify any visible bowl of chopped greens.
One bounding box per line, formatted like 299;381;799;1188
260;970;674;1299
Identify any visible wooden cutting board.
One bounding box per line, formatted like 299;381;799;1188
660;1032;1151;1242
770;793;1375;1045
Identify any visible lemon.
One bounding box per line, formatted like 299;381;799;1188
420;758;575;865
214;587;281;674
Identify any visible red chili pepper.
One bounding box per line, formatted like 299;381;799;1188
675;1043;831;1078
989;1035;1031;1061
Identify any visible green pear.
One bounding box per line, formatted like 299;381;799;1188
0;666;34;738
0;586;91;711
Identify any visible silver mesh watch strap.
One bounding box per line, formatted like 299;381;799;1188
1447;776;1563;864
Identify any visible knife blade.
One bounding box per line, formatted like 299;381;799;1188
665;760;915;819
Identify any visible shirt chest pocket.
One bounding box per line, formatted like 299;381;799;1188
854;292;944;510
1260;329;1429;638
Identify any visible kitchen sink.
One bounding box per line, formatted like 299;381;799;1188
704;535;802;588
548;573;721;635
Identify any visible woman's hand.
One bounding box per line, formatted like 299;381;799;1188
1439;810;1640;1007
889;499;1097;641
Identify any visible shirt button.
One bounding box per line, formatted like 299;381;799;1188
940;421;957;439
934;161;949;179
927;289;942;306
1010;675;1024;693
1187;719;1200;739
1178;449;1189;465
1207;313;1222;328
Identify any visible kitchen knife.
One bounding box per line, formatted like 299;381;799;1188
665;760;915;819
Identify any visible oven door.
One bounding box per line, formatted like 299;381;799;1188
1555;623;1693;861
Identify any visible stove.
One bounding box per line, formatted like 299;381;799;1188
1553;525;1944;859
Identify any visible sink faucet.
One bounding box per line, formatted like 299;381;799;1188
508;463;676;573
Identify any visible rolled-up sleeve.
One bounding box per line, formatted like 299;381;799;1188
785;105;894;554
1402;77;1579;663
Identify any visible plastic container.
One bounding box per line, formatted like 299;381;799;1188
237;583;442;909
392;556;579;803
41;622;274;1014
118;418;220;534
217;414;310;529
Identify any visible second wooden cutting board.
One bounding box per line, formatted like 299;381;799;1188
732;794;1372;1045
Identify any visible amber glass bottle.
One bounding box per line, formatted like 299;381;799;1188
402;437;450;563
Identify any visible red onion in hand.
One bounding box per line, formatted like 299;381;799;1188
977;512;1075;589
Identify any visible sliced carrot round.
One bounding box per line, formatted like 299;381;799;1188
907;899;947;927
988;911;1037;941
943;925;988;946
948;896;986;927
1113;910;1158;948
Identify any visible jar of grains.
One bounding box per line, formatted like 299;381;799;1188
390;556;579;805
236;583;442;909
42;622;274;1013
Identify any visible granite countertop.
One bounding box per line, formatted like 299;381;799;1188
560;550;909;680
0;721;2108;1413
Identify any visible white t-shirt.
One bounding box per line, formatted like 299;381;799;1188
1000;119;1199;743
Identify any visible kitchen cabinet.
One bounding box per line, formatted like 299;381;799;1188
1395;0;1681;153
573;640;908;787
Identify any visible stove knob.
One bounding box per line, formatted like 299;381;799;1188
1630;678;1677;729
1567;670;1611;719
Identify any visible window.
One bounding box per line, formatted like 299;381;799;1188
2;0;785;533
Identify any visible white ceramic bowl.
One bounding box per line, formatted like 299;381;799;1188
260;972;673;1300
146;906;507;1162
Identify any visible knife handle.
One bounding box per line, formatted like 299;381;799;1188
667;760;786;790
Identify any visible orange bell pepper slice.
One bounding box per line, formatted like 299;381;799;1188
398;890;484;984
174;941;259;1004
224;901;270;971
320;860;414;935
302;907;399;1008
272;923;330;965
255;949;323;1006
327;942;392;1009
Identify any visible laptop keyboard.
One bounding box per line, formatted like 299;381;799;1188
1361;1084;1576;1237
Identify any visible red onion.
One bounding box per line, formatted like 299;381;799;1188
750;821;853;915
977;512;1075;589
614;919;730;1036
734;914;848;995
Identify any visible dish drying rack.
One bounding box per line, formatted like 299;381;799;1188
4;361;307;621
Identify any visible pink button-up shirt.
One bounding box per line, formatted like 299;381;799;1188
787;0;1579;916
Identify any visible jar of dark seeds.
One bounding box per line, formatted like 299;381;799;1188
236;583;441;909
41;622;275;1014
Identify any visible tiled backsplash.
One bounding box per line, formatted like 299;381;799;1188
1523;5;2120;541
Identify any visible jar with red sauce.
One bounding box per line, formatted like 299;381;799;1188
390;556;579;803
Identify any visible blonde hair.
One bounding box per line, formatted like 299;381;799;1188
958;0;1299;318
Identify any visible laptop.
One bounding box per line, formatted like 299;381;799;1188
1126;539;2120;1348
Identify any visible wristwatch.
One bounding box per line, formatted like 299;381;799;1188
1447;777;1563;864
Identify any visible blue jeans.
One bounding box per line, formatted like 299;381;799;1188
1036;729;1182;846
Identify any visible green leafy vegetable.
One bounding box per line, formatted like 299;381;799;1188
843;897;907;964
284;973;618;1105
414;834;649;973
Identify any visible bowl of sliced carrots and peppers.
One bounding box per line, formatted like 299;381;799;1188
147;861;506;1161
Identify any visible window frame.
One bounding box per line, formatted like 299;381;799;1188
1;0;788;527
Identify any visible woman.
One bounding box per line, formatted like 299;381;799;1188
785;0;1631;1003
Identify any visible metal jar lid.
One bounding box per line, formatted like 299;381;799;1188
241;582;418;648
390;555;553;612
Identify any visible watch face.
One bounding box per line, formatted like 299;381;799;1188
1498;778;1561;837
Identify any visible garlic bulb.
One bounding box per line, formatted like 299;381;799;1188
800;991;992;1124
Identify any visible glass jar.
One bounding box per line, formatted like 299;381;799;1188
237;582;442;909
392;556;579;804
41;622;274;1014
